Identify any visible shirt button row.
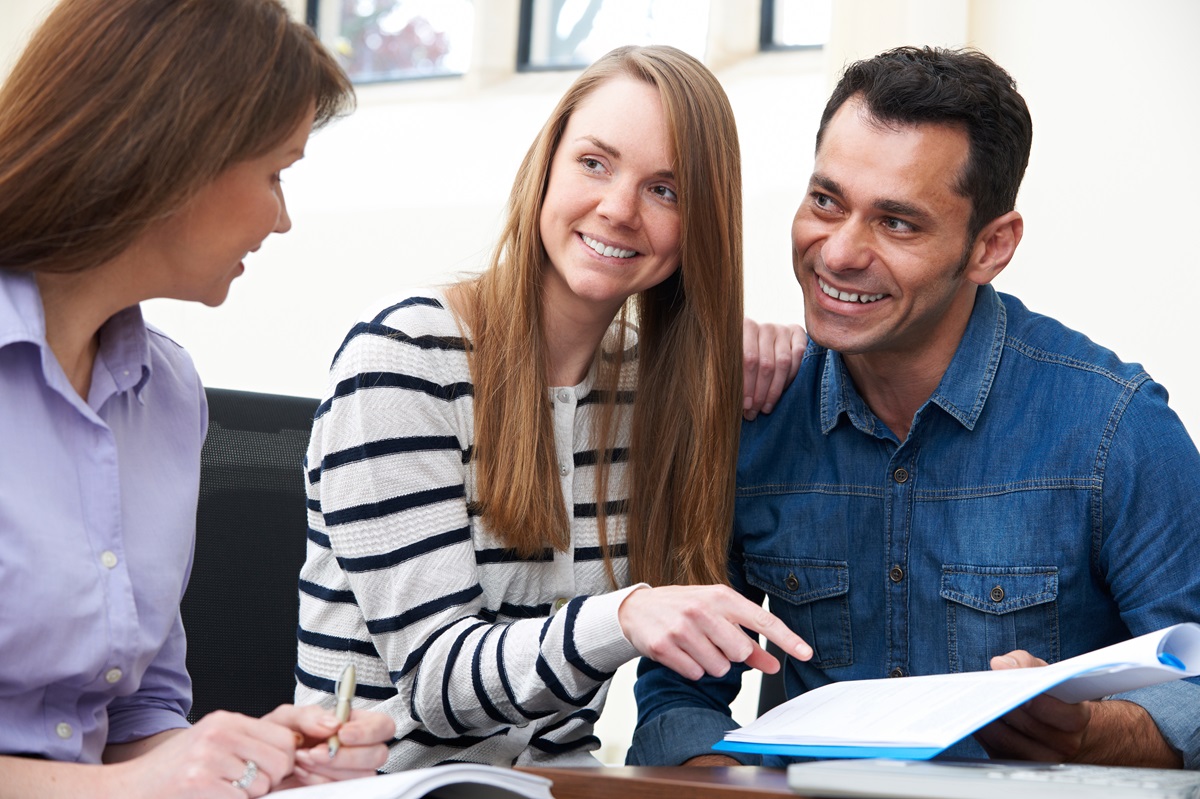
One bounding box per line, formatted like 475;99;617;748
100;551;118;569
553;598;569;612
556;389;570;403
889;565;904;583
56;722;73;739
893;467;910;484
889;667;906;678
105;668;123;684
559;462;569;476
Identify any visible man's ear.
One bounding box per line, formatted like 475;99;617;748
963;210;1023;287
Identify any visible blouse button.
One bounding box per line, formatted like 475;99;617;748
100;551;118;569
893;467;909;484
553;598;569;612
105;668;123;684
990;585;1005;602
559;462;569;476
556;389;570;403
56;722;73;739
784;573;800;591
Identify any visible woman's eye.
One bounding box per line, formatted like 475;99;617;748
578;157;603;172
652;185;678;203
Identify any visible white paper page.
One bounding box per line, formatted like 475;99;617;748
726;661;1081;748
727;624;1200;749
272;765;552;799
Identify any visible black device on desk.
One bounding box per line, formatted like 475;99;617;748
787;759;1200;799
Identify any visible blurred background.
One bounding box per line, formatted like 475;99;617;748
4;0;1197;765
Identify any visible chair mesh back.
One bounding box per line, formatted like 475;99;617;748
180;387;318;722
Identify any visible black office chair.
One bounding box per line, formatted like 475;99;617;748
180;387;318;722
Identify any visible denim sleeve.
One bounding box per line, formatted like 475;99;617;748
1101;379;1200;767
1111;681;1200;769
627;541;777;766
626;657;759;765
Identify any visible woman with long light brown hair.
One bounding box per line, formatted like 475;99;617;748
296;45;811;770
0;0;393;795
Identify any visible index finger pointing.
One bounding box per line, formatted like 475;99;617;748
735;602;813;661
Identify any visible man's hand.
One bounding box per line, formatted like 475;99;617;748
742;319;806;420
683;754;741;766
974;650;1182;767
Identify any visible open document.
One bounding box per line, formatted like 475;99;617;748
273;763;553;799
715;622;1200;760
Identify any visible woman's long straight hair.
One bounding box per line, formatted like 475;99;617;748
0;0;353;274
454;45;743;587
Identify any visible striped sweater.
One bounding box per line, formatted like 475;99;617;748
295;291;643;770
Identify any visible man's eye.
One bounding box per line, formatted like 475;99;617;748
883;217;915;233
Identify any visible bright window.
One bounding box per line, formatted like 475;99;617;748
761;0;830;49
519;0;711;69
315;0;475;83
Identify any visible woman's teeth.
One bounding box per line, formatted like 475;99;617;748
582;234;636;259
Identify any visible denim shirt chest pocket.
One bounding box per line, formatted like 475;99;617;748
941;565;1060;673
745;554;851;669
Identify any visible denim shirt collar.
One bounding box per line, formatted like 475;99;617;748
818;284;1007;435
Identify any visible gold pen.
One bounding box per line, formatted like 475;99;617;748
328;663;356;758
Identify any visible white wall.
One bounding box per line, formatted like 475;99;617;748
5;0;1199;766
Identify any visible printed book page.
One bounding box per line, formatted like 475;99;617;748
719;622;1200;757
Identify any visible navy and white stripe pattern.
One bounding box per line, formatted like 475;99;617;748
296;291;643;771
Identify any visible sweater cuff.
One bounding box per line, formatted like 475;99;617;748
571;584;646;673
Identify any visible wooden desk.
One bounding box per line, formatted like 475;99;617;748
520;766;799;799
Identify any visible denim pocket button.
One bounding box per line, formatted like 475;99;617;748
990;585;1005;602
785;573;800;591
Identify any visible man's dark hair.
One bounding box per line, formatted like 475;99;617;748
816;46;1033;241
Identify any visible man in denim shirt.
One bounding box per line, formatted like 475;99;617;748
629;46;1200;769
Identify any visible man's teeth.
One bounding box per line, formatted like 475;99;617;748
819;278;884;304
582;234;636;259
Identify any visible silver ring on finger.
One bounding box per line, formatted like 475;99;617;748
231;759;258;792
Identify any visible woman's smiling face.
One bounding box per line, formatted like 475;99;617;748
538;76;681;323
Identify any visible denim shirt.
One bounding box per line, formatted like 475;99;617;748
630;286;1200;768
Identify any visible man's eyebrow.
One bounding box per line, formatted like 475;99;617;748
810;173;842;196
813;172;934;226
874;198;933;227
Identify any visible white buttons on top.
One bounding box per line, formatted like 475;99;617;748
556;389;570;403
105;668;123;684
56;722;73;739
559;463;569;476
100;551;118;569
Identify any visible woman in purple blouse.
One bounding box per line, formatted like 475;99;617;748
0;0;393;795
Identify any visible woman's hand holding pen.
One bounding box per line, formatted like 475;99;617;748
265;704;394;789
617;585;813;681
99;705;392;797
